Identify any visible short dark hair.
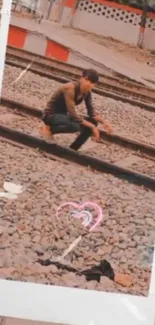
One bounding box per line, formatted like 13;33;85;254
82;68;99;83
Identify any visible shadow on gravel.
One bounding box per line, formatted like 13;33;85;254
37;258;115;282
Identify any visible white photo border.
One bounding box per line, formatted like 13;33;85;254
0;0;12;98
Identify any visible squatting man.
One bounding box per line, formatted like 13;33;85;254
41;68;113;150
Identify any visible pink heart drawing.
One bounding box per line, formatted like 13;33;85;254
56;201;103;231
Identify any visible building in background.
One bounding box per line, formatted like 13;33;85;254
10;0;155;50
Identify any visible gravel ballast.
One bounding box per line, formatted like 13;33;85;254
0;139;154;296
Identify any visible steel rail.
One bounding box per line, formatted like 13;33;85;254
0;124;155;190
1;97;155;157
0;125;155;190
7;45;142;84
6;58;155;113
6;55;146;98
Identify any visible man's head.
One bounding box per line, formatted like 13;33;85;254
80;69;99;92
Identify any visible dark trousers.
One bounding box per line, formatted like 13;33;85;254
42;114;98;151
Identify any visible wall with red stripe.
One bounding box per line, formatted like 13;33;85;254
7;24;70;62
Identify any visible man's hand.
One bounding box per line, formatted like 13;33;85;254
102;120;113;134
93;115;113;134
81;119;100;141
91;126;100;142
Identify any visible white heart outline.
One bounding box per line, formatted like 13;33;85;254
68;209;93;226
56;201;103;231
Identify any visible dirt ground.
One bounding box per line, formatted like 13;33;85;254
73;29;155;66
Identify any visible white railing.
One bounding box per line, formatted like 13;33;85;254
12;0;44;23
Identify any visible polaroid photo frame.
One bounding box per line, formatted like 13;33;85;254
0;0;155;324
0;255;154;325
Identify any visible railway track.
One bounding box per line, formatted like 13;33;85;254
1;99;155;190
1;97;155;157
1;46;155;299
6;46;155;113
